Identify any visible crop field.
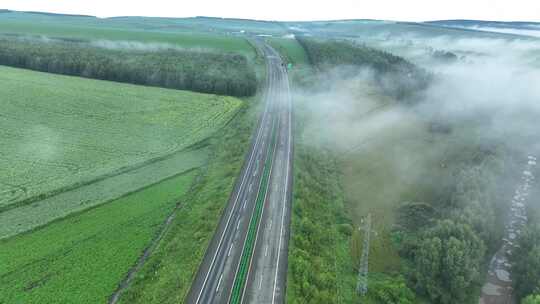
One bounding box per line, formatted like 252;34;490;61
0;66;242;235
0;170;197;304
0;12;255;57
0;148;206;239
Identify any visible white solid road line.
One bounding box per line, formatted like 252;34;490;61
217;274;223;292
228;243;234;257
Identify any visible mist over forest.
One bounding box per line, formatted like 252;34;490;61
288;32;540;303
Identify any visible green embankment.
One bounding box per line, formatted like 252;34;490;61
0;171;197;304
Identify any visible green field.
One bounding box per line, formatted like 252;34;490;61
0;170;197;304
267;37;309;65
0;66;242;235
0;148;206;239
118;97;258;304
0;12;255;57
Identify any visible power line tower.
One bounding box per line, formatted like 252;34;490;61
356;213;372;296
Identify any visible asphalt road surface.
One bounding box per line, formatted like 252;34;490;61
185;40;293;304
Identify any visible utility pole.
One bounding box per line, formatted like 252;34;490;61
356;213;372;296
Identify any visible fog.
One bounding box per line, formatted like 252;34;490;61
89;40;215;53
460;26;540;38
297;35;540;160
0;34;218;53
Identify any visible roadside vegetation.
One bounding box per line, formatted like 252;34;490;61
286;132;349;303
275;36;349;303
0;35;257;96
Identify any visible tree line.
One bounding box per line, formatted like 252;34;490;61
0;35;257;97
396;154;507;303
296;37;431;101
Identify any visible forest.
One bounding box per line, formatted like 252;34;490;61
296;37;431;101
0;35;257;96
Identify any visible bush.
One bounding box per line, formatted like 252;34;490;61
369;275;416;304
523;294;540;304
413;220;485;304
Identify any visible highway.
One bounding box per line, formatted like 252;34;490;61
185;40;293;304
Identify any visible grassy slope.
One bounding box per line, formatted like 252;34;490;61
118;96;259;303
0;171;197;304
0;66;242;213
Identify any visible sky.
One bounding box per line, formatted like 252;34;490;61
2;0;540;22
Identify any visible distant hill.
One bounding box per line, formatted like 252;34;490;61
426;20;540;38
427;20;540;29
0;9;95;18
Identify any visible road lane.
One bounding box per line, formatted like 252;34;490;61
186;40;289;304
243;55;293;304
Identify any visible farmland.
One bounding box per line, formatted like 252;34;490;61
0;11;260;304
0;65;243;236
0;170;197;304
117;97;258;304
0;12;256;56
